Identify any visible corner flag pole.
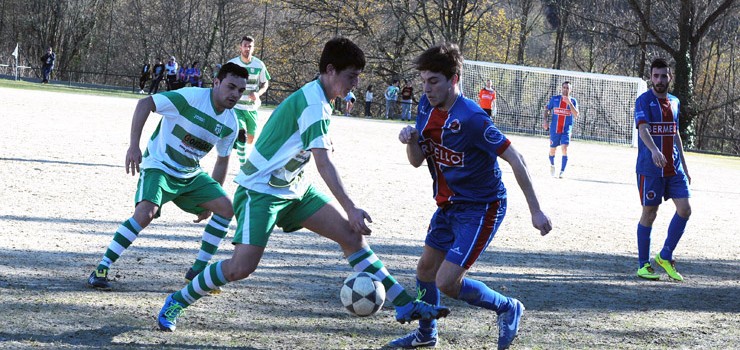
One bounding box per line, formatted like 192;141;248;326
12;43;19;80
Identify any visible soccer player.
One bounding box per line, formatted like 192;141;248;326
543;81;579;178
87;63;248;290
156;37;450;332
228;35;271;165
390;43;552;350
634;58;692;282
478;79;497;118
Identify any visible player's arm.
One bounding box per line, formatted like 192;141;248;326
542;106;551;130
312;148;372;235
563;97;580;118
399;125;425;167
637;123;667;168
210;155;230;186
499;145;552;236
126;96;156;175
674;132;691;184
252;80;269;100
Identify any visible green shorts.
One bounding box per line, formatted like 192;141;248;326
135;168;227;218
234;108;258;137
232;184;331;247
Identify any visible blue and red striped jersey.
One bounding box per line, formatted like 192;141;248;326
634;89;683;177
546;95;577;134
415;93;510;207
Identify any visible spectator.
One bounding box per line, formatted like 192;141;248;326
364;84;373;118
138;60;151;94
177;63;188;85
165;56;178;91
187;61;202;87
344;89;356;116
40;47;55;84
478;79;497;118
385;79;399;119
400;79;414;121
148;58;166;95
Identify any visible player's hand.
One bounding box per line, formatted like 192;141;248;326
398;126;419;144
650;148;667;168
542;122;549;130
248;92;259;101
348;207;372;235
125;146;143;175
193;210;212;223
532;211;552;236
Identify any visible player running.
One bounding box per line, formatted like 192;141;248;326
634;58;692;281
543;81;579;178
228;35;270;164
87;63;248;290
390;43;552;350
156;37;450;332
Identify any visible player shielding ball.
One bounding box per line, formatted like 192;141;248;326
156;37;450;332
87;63;248;290
390;43;552;350
633;58;692;281
543;81;579;178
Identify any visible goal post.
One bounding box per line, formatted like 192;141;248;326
461;60;647;147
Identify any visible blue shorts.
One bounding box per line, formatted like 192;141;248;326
425;200;507;269
637;173;690;206
550;132;570;147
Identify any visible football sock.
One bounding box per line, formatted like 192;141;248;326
458;277;511;314
191;214;231;272
549;155;555;165
173;261;228;306
347;246;414;306
660;212;688;261
236;140;247;165
97;218;143;271
417;278;439;332
561;156;568;171
637;223;652;267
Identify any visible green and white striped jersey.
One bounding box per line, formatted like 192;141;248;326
236;80;332;198
143;87;238;178
227;56;270;111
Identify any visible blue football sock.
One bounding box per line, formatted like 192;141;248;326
637;223;652;267
549;155;555;165
457;277;510;314
417;278;439;332
660;212;688;261
561;156;568;171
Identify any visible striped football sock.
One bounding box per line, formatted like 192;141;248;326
191;214;231;272
347;246;414;306
97;218;143;271
173;261;229;306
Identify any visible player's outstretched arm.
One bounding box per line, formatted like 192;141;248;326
399;126;425;167
126;96;156;175
499;145;552;236
312;148;372;235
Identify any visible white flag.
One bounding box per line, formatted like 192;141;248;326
11;43;18;58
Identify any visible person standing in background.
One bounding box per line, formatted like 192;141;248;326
40;47;55;84
364;84;374;118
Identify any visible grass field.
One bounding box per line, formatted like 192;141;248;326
0;85;738;349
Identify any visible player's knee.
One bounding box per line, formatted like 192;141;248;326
677;206;691;219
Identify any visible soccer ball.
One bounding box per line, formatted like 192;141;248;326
340;272;386;317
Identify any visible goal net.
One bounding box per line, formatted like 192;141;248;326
462;60;647;146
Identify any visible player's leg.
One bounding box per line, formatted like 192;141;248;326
549;132;559;177
184;195;234;279
655;175;691;281
295;187;449;323
635;174;662;280
88;169;172;290
389;246;445;348
559;137;569;178
158;186;279;331
234;109;249;165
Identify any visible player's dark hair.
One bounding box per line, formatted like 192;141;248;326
319;37;366;74
241;35;255;43
562;81;571;86
413;42;463;80
216;62;248;81
650;58;671;73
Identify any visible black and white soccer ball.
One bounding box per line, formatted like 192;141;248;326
340;272;386;317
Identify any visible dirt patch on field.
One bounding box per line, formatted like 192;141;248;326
0;87;738;349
